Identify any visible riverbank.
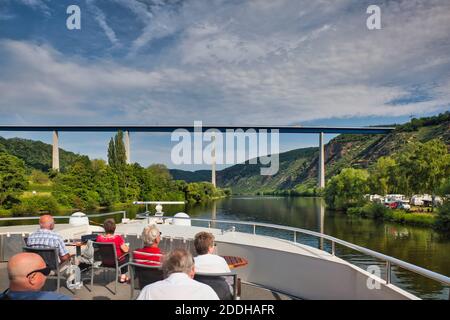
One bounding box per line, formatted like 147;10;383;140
346;202;449;232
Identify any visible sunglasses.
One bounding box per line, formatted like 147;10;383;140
26;266;51;278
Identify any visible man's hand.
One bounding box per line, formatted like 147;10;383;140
60;253;71;263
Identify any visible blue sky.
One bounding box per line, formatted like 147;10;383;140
0;0;449;170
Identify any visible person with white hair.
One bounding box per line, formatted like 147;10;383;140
137;249;219;300
133;224;163;266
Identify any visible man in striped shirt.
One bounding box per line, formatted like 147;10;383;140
27;215;71;263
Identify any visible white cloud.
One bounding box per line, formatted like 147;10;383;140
86;0;120;46
0;0;449;128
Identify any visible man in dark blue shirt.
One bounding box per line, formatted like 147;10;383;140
0;252;71;300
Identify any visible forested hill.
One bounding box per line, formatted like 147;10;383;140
0;137;81;172
172;112;450;194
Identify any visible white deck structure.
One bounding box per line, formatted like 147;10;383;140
1;212;442;300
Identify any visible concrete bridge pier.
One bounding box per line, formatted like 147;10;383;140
52;130;59;171
211;133;216;187
318;132;325;188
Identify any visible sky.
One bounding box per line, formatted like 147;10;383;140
0;0;449;170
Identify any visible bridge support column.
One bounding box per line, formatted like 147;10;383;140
124;130;131;164
211;133;216;187
52;130;59;171
318;132;325;188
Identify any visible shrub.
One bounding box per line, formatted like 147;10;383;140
30;170;50;184
347;207;363;216
363;203;389;219
390;211;435;227
12;195;61;216
435;202;450;232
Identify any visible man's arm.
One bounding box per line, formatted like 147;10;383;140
56;235;71;263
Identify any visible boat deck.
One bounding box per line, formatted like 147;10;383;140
0;262;294;300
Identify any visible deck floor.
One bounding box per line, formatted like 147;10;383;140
0;262;293;300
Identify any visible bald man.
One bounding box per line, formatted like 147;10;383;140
0;253;71;300
27;215;71;263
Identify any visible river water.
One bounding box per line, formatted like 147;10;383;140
183;196;450;300
2;196;449;299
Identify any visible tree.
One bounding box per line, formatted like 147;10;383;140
368;156;399;195
324;168;369;210
435;178;450;232
0;152;28;207
108;130;126;170
395;139;450;196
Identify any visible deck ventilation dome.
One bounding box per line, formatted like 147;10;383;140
173;212;191;226
69;212;89;226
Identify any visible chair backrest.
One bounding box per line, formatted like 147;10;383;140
171;237;188;251
129;262;164;290
23;246;59;271
194;272;236;300
124;234;143;252
2;234;28;262
185;239;197;257
81;234;98;242
92;242;117;268
160;237;174;252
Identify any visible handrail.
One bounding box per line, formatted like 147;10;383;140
0;211;126;221
159;215;450;288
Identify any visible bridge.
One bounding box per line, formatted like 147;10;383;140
0;125;395;188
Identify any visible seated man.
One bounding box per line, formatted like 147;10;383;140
134;224;163;265
193;232;230;273
0;253;71;300
27;214;71;264
137;249;219;300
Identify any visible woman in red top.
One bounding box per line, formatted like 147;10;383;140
96;219;130;282
133;224;163;266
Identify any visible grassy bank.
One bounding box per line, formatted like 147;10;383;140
347;203;438;229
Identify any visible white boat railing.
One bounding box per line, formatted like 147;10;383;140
155;215;450;297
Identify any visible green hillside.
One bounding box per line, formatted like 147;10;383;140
0;137;81;172
174;112;450;194
170;169;212;183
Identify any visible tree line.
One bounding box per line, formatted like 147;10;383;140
324;139;450;231
0;131;230;215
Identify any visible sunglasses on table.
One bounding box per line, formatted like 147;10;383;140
26;266;52;278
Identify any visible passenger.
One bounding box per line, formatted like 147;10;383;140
133;224;163;266
193;231;234;299
137;249;219;300
27;214;71;263
96;218;129;283
0;253;71;300
194;232;230;273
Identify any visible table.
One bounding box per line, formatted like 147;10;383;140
222;256;248;269
65;241;85;256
